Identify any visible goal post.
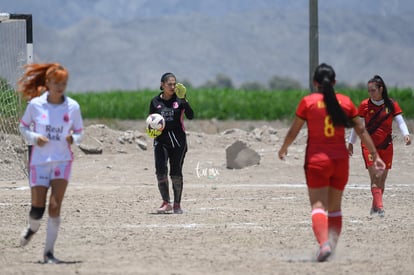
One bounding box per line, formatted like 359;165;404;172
0;13;33;64
0;13;33;181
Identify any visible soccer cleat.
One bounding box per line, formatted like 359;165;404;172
316;242;332;262
20;227;36;247
173;203;183;214
157;201;172;214
43;251;61;264
328;234;339;253
370;207;385;217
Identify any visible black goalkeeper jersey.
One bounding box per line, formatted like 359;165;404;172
149;93;194;146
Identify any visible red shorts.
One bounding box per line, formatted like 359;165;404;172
304;158;349;191
361;144;393;169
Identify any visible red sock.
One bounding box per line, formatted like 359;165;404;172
328;211;342;248
312;208;328;246
371;187;383;209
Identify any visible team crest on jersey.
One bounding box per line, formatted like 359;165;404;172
63;113;69;122
317;101;326;108
368;153;373;161
156;104;162;109
173;102;179;109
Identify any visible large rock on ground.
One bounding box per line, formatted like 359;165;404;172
226;140;260;169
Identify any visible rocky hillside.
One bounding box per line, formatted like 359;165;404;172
2;0;414;92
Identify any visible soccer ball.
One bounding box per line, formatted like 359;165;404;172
146;113;165;131
145;113;165;138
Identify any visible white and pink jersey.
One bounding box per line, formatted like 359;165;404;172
20;92;83;165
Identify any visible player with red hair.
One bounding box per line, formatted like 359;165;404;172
17;63;84;264
18;63;69;100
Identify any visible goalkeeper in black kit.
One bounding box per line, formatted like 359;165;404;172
148;72;194;214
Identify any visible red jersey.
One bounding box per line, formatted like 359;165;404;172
296;93;358;162
358;99;402;148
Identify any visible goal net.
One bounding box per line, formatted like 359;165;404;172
0;13;33;181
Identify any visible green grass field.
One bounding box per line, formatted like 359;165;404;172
68;88;414;120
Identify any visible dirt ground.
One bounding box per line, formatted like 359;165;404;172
1;119;413;275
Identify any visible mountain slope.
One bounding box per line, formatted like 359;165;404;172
1;0;414;91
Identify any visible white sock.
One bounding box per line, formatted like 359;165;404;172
44;216;61;255
28;216;41;232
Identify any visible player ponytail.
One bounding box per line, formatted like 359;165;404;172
368;75;394;114
313;63;354;128
17;63;68;100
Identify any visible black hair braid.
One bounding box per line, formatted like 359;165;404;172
321;79;354;127
314;63;354;128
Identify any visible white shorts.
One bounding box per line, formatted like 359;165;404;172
29;161;72;187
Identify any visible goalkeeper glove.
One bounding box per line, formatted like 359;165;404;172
175;83;186;99
146;127;162;138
